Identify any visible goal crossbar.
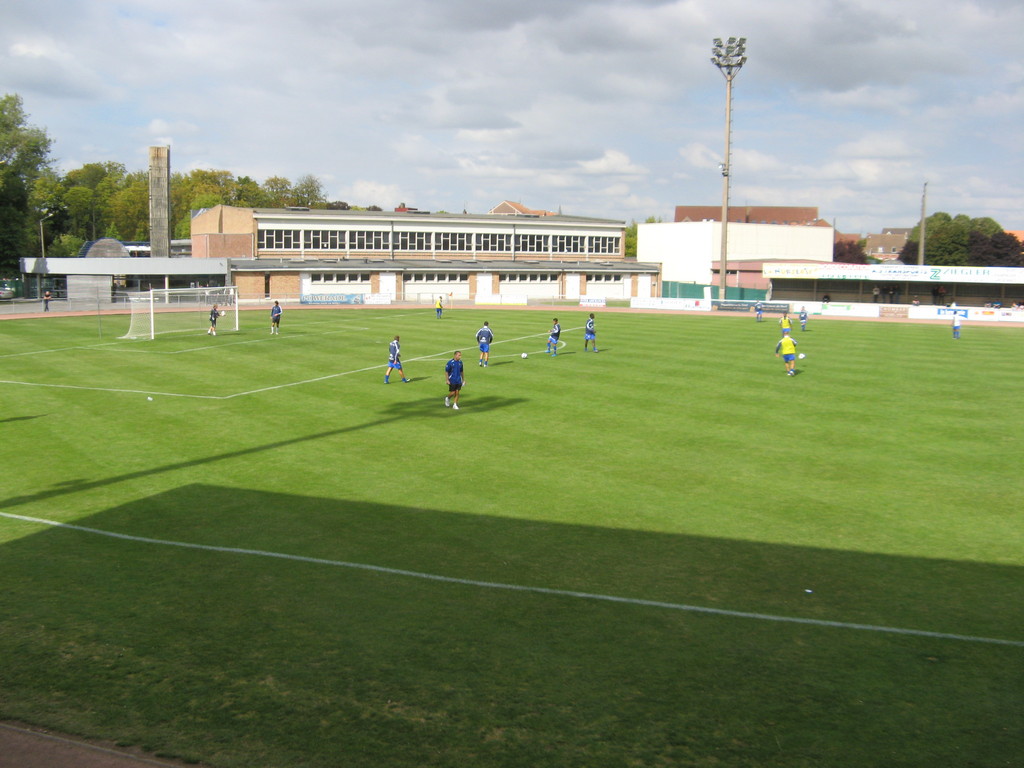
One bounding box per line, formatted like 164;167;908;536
120;287;239;340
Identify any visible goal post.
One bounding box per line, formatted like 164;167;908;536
120;286;239;340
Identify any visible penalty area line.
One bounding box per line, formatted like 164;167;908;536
2;510;1021;648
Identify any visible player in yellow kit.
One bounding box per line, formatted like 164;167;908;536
774;329;799;376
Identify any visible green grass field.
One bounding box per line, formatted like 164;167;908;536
1;306;1021;767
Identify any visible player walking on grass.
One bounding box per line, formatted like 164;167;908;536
952;312;963;339
584;313;599;352
755;301;763;322
445;350;464;410
779;312;794;334
208;304;219;336
384;335;410;383
476;321;493;366
775;329;798;376
799;307;808;331
270;301;282;334
546;318;561;355
435;295;444;318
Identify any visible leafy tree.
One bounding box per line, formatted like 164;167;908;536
293;174;327;208
108;171;149;241
833;239;867;264
46;233;86;258
987;231;1023;266
970;216;1003;237
62;162;125;240
899;211;1005;266
0;94;53;271
64;161;125;191
30;169;66;257
624;221;638;260
64;185;97;239
262;176;294;208
232;175;266;207
966;230;1023;267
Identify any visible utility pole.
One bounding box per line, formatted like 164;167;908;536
917;182;928;265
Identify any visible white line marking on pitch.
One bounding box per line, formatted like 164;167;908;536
2;510;1020;648
0;326;581;399
0;330;573;399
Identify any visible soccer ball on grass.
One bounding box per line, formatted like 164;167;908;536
521;352;528;359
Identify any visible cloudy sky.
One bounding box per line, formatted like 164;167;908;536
2;0;1022;234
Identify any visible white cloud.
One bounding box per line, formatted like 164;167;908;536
578;150;647;177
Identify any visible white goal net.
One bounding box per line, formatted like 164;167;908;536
121;287;239;340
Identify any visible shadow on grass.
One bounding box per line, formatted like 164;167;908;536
0;396;527;507
0;414;47;424
0;485;1022;768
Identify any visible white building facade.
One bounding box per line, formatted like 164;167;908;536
638;220;835;284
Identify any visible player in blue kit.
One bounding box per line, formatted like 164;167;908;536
546;318;560;355
270;301;282;334
754;301;764;322
798;307;808;331
584;313;599;352
445;350;465;410
384;335;410;383
476;321;494;366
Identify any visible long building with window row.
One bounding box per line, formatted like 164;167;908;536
190;204;659;302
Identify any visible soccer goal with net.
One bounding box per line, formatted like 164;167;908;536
121;286;239;340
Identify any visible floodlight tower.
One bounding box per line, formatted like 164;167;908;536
711;37;747;300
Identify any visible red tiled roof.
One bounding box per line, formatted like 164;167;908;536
489;200;557;216
675;205;821;225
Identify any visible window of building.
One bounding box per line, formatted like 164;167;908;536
515;234;550;253
304;230;345;249
436;232;472;252
588;236;619;254
351;230;391;250
259;229;300;249
476;233;512;252
396;231;432;251
311;273;369;283
554;235;585;254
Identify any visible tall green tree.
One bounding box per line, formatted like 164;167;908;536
293;174;327;208
967;230;1023;267
232;175;266;207
900;212;1007;266
108;171;150;241
59;161;126;240
262;176;295;208
0;94;53;271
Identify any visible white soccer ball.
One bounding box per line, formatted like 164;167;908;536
798;353;806;359
521;352;528;359
219;310;226;317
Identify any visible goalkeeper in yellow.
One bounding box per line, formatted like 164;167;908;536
774;329;799;376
